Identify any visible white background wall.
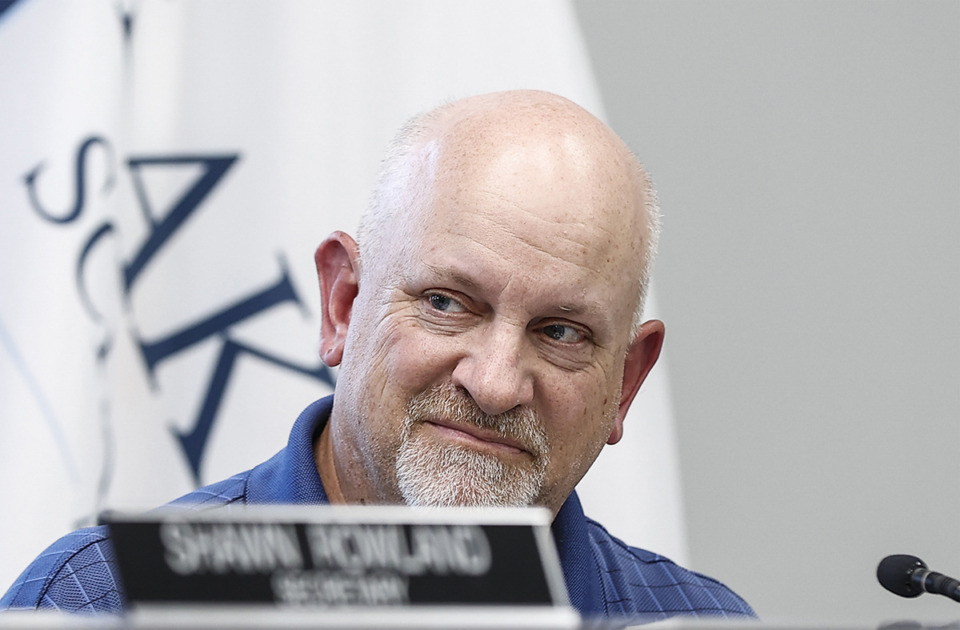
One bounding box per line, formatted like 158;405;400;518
575;0;959;624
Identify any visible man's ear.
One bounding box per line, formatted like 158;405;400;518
315;231;361;367
607;319;665;445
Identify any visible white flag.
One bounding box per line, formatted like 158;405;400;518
0;0;686;590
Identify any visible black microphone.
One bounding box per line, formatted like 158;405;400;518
877;554;960;602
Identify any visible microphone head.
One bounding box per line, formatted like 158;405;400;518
878;554;927;598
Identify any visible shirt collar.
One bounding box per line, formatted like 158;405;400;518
246;396;332;505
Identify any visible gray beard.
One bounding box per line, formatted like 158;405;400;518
395;384;549;507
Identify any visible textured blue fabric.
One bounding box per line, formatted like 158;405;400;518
1;396;754;621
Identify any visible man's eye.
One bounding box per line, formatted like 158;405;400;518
541;324;584;343
427;293;465;313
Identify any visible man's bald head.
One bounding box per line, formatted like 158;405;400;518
357;90;660;336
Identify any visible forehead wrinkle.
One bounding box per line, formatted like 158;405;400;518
444;218;598;281
421;262;483;292
475;185;610;233
450;197;617;275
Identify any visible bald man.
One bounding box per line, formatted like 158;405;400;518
2;91;754;621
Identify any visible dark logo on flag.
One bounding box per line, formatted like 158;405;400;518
25;135;334;495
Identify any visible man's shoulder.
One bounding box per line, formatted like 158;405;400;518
0;471;255;614
583;517;755;619
167;471;251;509
0;525;121;614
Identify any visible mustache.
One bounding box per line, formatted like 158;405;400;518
406;385;549;458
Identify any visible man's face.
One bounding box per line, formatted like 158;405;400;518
329;130;654;516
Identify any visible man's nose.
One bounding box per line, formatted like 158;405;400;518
450;321;534;416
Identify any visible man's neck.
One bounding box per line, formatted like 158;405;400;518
314;423;347;504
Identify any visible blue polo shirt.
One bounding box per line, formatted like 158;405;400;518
1;397;754;621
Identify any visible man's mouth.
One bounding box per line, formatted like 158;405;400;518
421;419;528;455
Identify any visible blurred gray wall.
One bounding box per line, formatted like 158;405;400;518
574;0;960;624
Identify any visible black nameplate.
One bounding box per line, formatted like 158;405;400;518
105;506;567;610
